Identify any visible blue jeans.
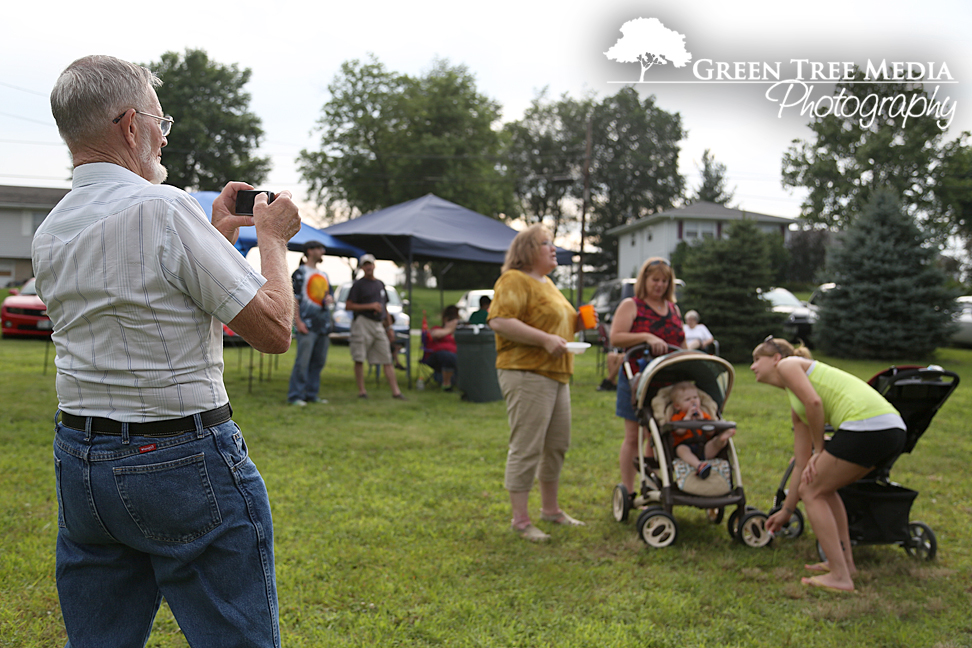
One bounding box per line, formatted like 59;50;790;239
53;417;279;648
287;328;330;402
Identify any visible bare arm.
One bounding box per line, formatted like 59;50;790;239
489;317;567;357
345;299;383;316
227;191;301;354
767;409;814;534
293;297;308;335
430;319;459;339
777;358;826;452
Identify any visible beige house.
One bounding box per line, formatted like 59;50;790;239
606;201;795;279
0;185;70;285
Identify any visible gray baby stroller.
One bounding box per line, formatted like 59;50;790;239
612;345;772;549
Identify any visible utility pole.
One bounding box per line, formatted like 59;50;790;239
577;115;592;308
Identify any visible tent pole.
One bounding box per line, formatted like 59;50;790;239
406;248;413;389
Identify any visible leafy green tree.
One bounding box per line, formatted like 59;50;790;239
690;149;735;205
585;88;684;281
815;189;955;359
506;87;684;282
147;49;270;191
679;220;780;363
781;69;967;243
298;55;514;221
937;134;972;258
503;90;592;239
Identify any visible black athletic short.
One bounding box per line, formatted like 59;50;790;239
824;427;907;468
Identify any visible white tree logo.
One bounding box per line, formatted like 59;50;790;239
604;18;692;82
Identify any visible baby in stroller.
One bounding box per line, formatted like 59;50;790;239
612;347;771;549
668;381;736;482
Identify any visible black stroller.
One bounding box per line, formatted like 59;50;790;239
612;345;772;549
770;364;958;561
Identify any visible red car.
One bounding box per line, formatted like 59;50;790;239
1;278;53;339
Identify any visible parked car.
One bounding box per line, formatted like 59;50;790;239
950;296;972;346
807;282;836;307
582;277;685;344
330;282;410;342
1;278;52;339
455;289;494;322
760;287;819;344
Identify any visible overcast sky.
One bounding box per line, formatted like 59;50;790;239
3;0;970;284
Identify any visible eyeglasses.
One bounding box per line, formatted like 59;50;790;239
763;334;785;356
647;258;671;267
539;240;556;248
112;109;174;137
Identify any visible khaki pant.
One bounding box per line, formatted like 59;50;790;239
498;369;571;492
349;316;393;365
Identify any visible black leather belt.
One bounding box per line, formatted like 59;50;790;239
60;403;232;437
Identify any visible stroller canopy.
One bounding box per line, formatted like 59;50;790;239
637;350;735;416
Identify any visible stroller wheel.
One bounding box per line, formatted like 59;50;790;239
768;505;804;539
905;521;937;561
727;509;741;539
636;507;678;548
738;510;772;548
726;506;754;539
612;484;632;522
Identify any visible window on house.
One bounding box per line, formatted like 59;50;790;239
683;221;717;240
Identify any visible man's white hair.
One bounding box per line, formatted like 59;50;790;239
51;54;162;150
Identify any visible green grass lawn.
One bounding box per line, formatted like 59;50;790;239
2;335;972;647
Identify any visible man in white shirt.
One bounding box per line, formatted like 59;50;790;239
35;54;300;648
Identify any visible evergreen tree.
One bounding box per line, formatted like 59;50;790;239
690;149;735;205
785;227;830;285
815;189;956;359
679;220;780;363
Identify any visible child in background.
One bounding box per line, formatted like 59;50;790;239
669;381;735;479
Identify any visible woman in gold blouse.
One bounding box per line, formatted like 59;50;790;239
488;225;588;542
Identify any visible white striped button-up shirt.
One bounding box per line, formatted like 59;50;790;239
32;163;265;421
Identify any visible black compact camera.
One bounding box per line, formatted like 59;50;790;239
235;190;276;215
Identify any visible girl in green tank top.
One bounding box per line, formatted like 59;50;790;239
751;337;904;594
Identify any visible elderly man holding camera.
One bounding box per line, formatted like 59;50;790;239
34;54;300;647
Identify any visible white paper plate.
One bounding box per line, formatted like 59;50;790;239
566;342;591;354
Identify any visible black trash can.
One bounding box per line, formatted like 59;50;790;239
455;326;503;403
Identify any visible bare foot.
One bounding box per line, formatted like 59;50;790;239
801;574;855;593
804;561;858;577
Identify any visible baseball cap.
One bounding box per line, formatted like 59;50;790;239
359;253;377;265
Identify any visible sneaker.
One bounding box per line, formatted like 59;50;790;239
307;398;328;404
697;462;712;479
392;393;407;401
289;399;307;407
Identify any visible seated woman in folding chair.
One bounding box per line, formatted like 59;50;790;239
422;305;460;392
683;310;718;354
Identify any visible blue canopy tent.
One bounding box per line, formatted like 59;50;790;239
189;191;364;258
322;194;576;387
322;193;573;265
